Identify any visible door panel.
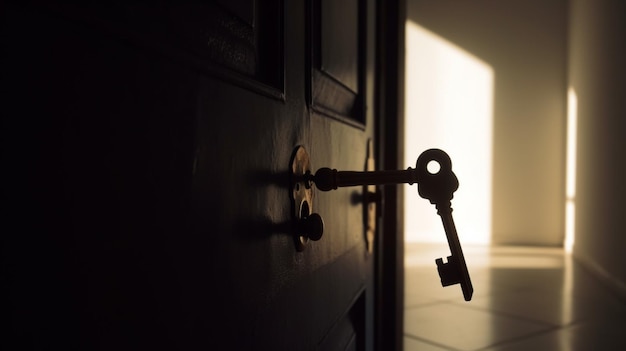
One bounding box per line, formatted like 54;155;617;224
310;0;366;126
318;292;365;351
2;1;377;350
321;0;359;92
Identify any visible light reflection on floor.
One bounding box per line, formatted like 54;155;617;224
404;244;626;350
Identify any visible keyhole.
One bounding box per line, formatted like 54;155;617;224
300;200;310;219
427;160;441;174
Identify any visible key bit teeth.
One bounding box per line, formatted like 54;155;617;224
438;270;461;286
436;256;461;287
435;255;454;269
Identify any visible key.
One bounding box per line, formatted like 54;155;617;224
416;149;473;301
307;148;473;301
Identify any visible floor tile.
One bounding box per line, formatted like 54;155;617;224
405;266;466;306
479;320;626;351
404;244;626;351
404;337;452;351
404;303;553;351
458;287;626;326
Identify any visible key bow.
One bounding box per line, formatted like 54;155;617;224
416;148;459;207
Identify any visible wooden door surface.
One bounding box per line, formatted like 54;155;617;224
3;1;379;350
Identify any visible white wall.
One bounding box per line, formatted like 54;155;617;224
405;0;568;245
568;0;626;296
404;22;493;244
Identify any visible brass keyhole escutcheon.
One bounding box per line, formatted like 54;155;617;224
290;146;323;251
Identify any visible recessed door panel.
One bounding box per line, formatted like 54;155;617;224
310;0;365;126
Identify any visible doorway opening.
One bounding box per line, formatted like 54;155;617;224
404;21;494;246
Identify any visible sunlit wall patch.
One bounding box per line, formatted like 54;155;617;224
564;87;578;253
404;21;494;245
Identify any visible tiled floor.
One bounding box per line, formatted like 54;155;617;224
404;243;626;351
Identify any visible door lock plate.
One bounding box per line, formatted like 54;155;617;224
291;146;315;251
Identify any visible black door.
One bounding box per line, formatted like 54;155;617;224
2;1;386;350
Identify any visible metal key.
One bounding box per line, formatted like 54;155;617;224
308;148;473;301
416;149;473;301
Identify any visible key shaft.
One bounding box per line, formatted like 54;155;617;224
313;167;417;192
